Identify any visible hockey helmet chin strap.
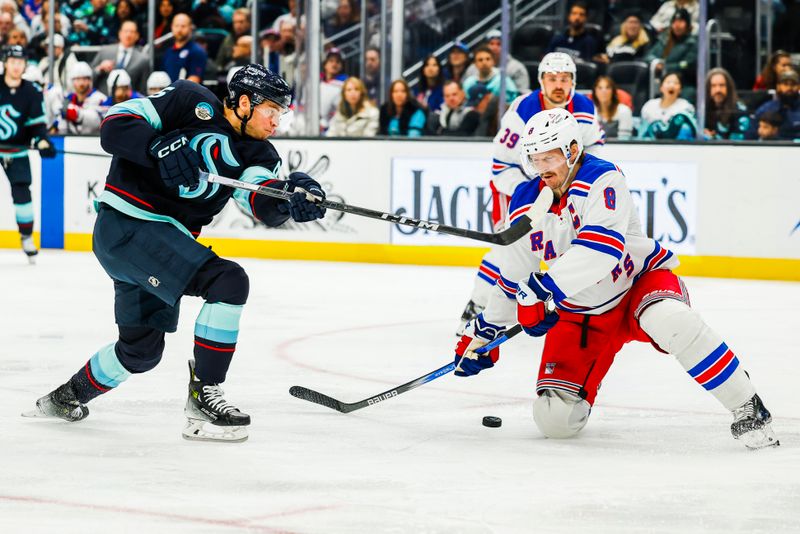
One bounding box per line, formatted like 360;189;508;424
232;97;256;137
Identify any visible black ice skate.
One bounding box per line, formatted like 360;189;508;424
22;383;89;421
21;235;38;264
456;299;485;336
731;394;779;449
183;360;250;443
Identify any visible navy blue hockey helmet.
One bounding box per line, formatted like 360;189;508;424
225;64;291;111
1;45;28;63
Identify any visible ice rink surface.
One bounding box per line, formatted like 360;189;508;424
1;249;798;534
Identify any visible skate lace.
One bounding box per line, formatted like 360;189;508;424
202;385;237;414
733;399;755;422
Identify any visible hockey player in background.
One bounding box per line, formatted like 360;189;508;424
26;65;327;442
0;45;56;262
47;61;107;135
454;108;778;449
457;52;605;334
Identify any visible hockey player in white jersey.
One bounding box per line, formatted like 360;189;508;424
453;108;778;449
458;52;605;333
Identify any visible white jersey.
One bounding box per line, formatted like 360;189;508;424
49;87;107;135
482;153;680;326
491;90;606;200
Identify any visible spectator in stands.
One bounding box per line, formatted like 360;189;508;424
193;34;219;82
363;45;380;104
146;70;170;95
462;45;519;108
546;1;600;63
592;75;633;139
275;18;297;88
465;29;530;94
0;0;30;40
52;61;106;134
598;11;650;63
639;72;697;140
753;50;794;91
91;20;149;95
28;7;64;61
215;7;250;72
752;69;800;141
415;54;444;112
69;0;116;46
704;67;750;140
327;76;379;137
260;28;280;74
645;8;697;95
161;13;207;83
112;0;135;33
650;0;699;35
272;0;297;31
153;0;174;39
129;0;148;41
756;111;782;141
379;79;427;137
29;1;70;40
322;47;347;84
224;34;252;71
100;68;142;108
6;27;26;47
443;41;470;85
36;33;76;91
427;80;480;136
0;12;13;44
324;0;359;36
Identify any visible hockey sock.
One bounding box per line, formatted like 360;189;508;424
639;299;755;411
69;343;132;403
13;202;34;236
193;302;243;384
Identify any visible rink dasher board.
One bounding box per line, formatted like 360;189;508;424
0;137;797;280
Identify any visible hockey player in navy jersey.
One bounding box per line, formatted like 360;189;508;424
458;52;605;333
26;64;326;442
0;45;57;262
454;108;778;449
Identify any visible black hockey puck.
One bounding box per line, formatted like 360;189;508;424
482;416;502;428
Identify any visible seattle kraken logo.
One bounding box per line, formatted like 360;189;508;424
0;105;21;140
179;133;240;199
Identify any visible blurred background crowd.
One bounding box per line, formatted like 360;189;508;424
1;0;798;142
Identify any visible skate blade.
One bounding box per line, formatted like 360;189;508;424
182;419;248;443
21;407;48;418
26;255;37;265
739;425;780;450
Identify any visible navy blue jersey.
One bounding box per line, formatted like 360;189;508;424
99;80;289;235
0;77;47;157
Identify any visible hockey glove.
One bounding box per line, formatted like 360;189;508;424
454;314;505;377
35;137;56;159
279;171;327;222
148;130;201;189
516;273;559;337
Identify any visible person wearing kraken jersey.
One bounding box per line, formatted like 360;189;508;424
0;45;56;262
457;52;605;334
27;65;327;443
453;108;778;450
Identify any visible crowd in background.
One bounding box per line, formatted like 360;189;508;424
0;0;798;141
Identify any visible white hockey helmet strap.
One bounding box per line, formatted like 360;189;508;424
538;52;577;105
519;108;584;176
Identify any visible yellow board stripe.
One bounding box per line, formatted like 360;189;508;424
2;230;798;281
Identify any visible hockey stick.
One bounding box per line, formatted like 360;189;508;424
289;324;524;413
201;171;553;245
0;143;111;158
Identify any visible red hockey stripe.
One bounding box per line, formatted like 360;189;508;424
101;113;144;126
194;340;236;353
104;184;155;209
84;362;110;392
695;350;736;385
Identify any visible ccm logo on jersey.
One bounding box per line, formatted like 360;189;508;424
155;137;188;159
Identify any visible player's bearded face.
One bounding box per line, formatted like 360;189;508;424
541;73;572;105
525;148;569;189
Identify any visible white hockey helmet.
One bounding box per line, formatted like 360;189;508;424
107;68;132;92
146;70;171;92
69;61;93;81
519;108;584;176
538;52;577;104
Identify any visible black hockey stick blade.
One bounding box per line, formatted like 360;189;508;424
202;171;551;245
289;325;524;414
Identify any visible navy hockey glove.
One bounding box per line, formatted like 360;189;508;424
35;137;56;159
516;273;560;337
454;314;505;377
279;171;327;222
148;130;201;189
